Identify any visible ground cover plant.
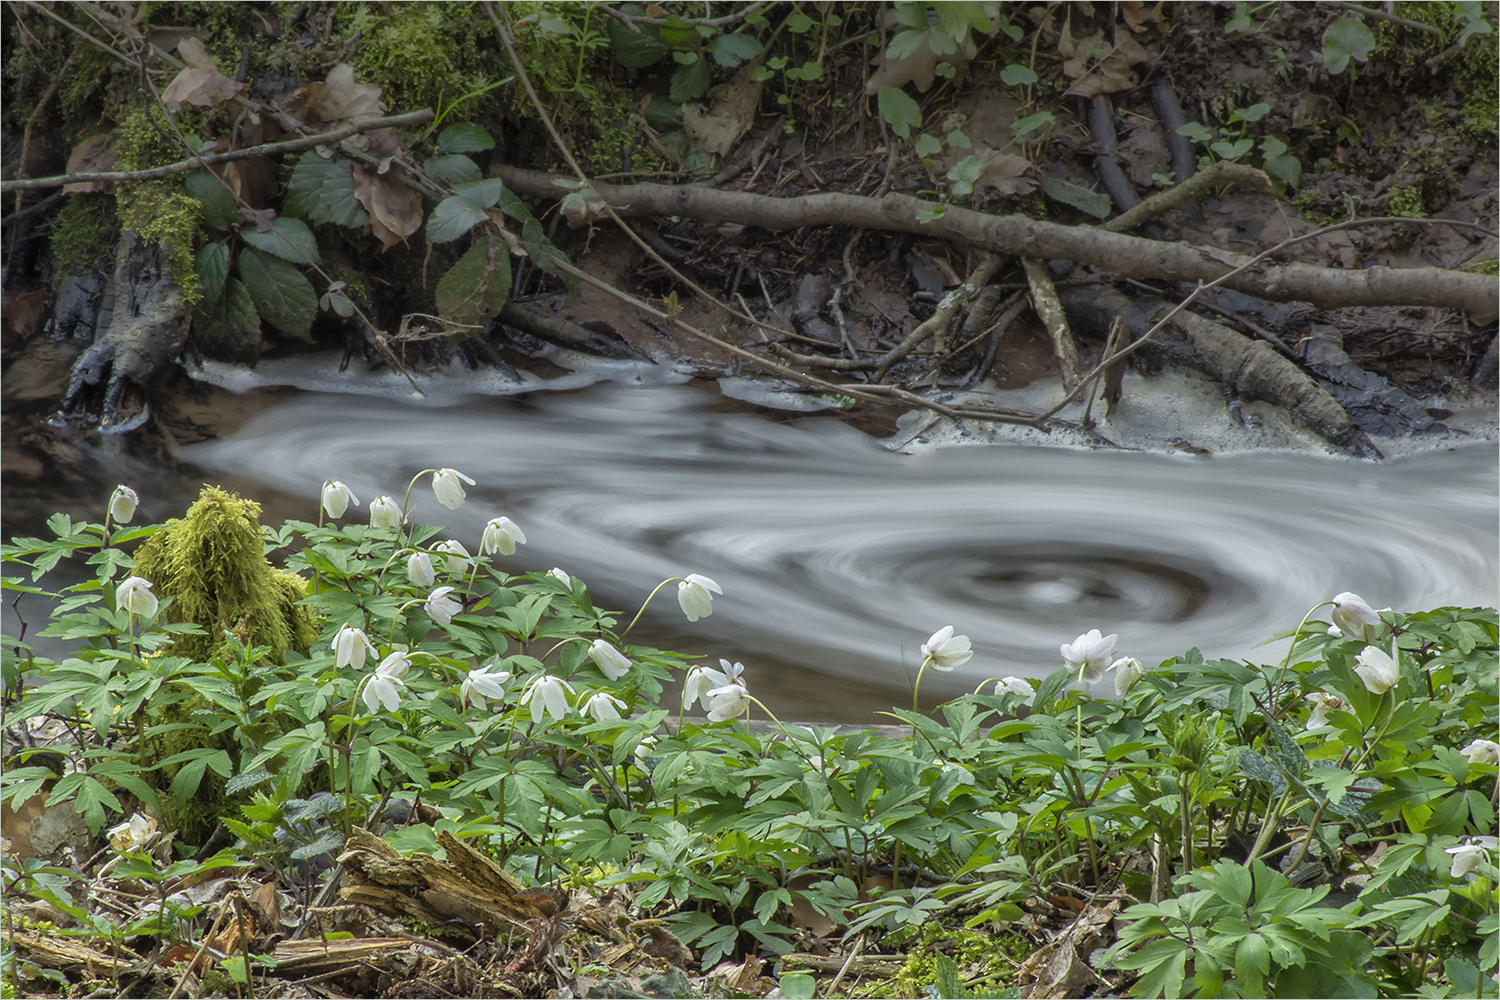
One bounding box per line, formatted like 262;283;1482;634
1;479;1495;998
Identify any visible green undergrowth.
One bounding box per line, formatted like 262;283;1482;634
1;479;1496;998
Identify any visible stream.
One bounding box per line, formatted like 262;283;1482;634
176;359;1499;721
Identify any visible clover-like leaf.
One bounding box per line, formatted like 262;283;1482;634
1322;17;1375;74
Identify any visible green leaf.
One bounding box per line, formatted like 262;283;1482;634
427;195;489;244
239;247;317;341
436;234;511;328
1322;17;1375;74
240;217;322;265
192;277;260;356
1177;122;1214;144
184;170;235;228
779;972;816;1000
877;86;922;139
284;153;368;228
454;178;504;210
437;123;495;154
914;133;942;157
670;56;712;102
195;243;229;305
1010;111;1055;137
705;32;762;67
1000;63;1038;86
608;14;667;67
424;154;482;187
1039;176;1112;218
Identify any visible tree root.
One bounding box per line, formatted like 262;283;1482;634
60;232;187;433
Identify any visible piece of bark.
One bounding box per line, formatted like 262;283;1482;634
337;827;560;943
496;166;1496;319
1025;257;1083;389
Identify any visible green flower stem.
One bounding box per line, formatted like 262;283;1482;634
398;469;439;549
911;653;937;713
1270;599;1335;710
619;578;680;640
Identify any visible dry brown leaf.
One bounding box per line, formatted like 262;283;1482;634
352;164;421;250
62;134;117;194
1061;30;1148;96
294;63;386;124
1120;1;1165;32
866;31;979;95
160;37;239;108
343;128;403;174
968;143;1036;196
684;65;763;158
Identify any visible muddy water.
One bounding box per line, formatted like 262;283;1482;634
180;374;1499;722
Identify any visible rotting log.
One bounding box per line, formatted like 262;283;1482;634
495;167;1498;319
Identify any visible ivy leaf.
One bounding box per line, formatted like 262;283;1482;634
877;86;922;139
239;247;316;341
1040;176;1112;218
184;170;235;228
194;243;229;305
436;123;495;154
240;217;322;265
436;234;511;328
1322;17;1375;74
424;154;482;187
284;153;368;228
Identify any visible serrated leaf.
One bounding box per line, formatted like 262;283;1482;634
426;194;489;244
670;56;712;102
437;235;511;328
877;86;922;139
437;122;495;154
607;13;667;67
424;154;482;187
1040;176;1112;218
284;153;368;228
225;770;273;795
239;247;316;341
195;243;229;304
1238;749;1287;797
454;178;503;210
240;217;322;265
192;277;261;359
705;32;762;67
185;170;235;228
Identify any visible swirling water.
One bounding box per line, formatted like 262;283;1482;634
186;375;1499;721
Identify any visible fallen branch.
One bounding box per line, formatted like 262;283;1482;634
871;252;1004;380
496;166;1498;318
1102;160;1271;234
1024;257;1082;389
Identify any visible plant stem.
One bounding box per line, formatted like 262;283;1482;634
620;577;679;639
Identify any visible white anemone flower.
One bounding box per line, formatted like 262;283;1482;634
107;812;157;852
1461;739;1500;765
1304;691;1347;730
523;675;574;725
408;551;436;588
116;576;158;619
1061;629;1118;684
435;539;472;575
461;664;511;708
369;496;402;528
706;683;751;722
677;574;722;622
363;652;410;713
683;664;730;711
1446;837;1498;879
481;516;526;556
549;567;572;586
1353;644;1399;694
321;480;359;519
331;625;376;671
109;485;139;524
432;468;475;510
1110;657;1143;697
588;639;632;681
921;626;973;670
425;586;461;625
583;691;627;721
717;659;746;684
1330;592;1387;644
994;676;1034;705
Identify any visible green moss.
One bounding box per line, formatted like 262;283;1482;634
1460;257;1499;276
49;195;116;277
869;924;1019;998
347;3;494;124
113;106;206;301
1378;3;1498;138
1386;185;1429;219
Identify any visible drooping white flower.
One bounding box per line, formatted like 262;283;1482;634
588;639;631;681
109;485;139;524
461;664;511;708
1353;644;1399;694
706;683;751;722
435;539;472;575
321;480;359;519
583;691;626;721
683;664;730;711
717;659;746;684
432;468;476;510
993;676;1034;705
634;734;658;758
1061;629;1118;684
116;576;158;619
1110;656;1143;697
363;652;410;713
1304;691;1347;730
1330;592;1385;644
548;567;572;586
107;812;157;852
1461;739;1500;765
425;586;461;626
677;574;722;622
408;551;436;588
522;675;574;725
921;626;974;670
1446;837;1498;879
369;496;402;528
480;516;526;556
331;625;376;671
